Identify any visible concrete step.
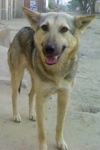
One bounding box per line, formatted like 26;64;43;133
0;24;10;47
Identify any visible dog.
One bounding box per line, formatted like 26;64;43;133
8;7;95;150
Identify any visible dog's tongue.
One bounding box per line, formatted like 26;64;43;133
45;56;59;65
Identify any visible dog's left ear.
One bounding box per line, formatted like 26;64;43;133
74;14;95;34
22;7;40;31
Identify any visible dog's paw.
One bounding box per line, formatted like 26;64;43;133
13;114;21;123
56;139;68;150
29;113;36;121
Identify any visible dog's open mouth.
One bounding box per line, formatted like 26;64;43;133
43;45;66;65
45;55;60;65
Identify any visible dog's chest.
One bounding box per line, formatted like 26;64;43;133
36;76;71;95
54;77;71;91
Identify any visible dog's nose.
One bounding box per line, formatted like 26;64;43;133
43;44;55;54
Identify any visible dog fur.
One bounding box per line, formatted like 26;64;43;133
8;7;95;150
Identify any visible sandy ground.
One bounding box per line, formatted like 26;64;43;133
0;16;100;150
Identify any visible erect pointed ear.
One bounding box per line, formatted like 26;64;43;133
74;14;95;34
22;7;40;31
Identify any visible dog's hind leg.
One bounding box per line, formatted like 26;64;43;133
28;76;36;121
56;90;69;150
11;67;24;122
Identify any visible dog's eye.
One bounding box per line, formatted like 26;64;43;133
41;25;49;31
60;27;68;33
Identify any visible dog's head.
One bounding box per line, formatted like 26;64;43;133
22;7;95;65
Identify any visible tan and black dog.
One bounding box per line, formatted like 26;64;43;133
8;7;95;150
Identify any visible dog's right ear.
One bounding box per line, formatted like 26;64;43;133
22;7;40;31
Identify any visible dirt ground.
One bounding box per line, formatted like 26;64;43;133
0;16;100;150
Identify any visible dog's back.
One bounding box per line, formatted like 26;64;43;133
8;27;35;68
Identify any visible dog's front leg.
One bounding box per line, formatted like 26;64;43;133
36;94;47;150
56;89;70;150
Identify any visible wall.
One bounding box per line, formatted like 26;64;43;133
16;0;24;18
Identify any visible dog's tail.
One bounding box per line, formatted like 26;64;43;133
18;82;22;94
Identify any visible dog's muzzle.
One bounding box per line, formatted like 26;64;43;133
43;44;66;65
